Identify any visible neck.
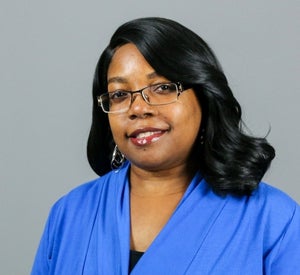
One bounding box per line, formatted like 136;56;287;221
129;163;196;197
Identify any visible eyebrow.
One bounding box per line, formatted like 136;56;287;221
146;71;160;79
107;71;160;84
107;76;127;85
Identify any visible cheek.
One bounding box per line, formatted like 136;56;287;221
163;105;201;153
177;100;202;142
191;104;202;129
185;94;202;127
176;98;202;128
108;115;125;142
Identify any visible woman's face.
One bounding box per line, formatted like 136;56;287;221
107;43;202;172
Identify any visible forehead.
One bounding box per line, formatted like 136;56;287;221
107;44;155;81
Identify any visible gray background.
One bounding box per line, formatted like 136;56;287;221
1;0;299;274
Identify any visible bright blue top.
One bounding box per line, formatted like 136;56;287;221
32;162;300;274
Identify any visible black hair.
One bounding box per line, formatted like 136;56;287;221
87;17;275;196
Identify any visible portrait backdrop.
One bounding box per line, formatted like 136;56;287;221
0;0;299;274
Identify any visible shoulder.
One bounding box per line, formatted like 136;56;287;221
253;182;299;215
254;183;300;271
241;182;300;225
223;182;299;236
46;177;102;227
49;163;130;218
222;182;300;254
249;182;300;243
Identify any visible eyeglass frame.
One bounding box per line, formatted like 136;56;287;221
97;82;190;114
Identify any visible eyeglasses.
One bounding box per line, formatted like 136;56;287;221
97;82;188;114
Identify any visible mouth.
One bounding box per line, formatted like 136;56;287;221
128;128;167;146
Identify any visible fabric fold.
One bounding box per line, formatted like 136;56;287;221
32;162;300;275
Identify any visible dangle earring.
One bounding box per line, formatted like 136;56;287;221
111;145;125;170
200;128;205;145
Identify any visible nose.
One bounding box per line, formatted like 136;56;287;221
128;92;154;119
130;89;150;103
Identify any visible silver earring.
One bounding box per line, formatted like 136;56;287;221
111;145;125;170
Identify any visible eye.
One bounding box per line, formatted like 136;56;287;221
109;90;130;101
153;83;177;94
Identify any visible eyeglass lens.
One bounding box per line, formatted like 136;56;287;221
100;83;179;113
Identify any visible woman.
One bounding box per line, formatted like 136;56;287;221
32;17;300;274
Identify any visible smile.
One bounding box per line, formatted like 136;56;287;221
129;130;166;146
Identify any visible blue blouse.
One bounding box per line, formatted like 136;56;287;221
32;162;300;274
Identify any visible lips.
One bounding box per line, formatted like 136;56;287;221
128;128;167;146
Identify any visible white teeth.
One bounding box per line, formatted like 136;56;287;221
151;137;160;142
136;131;161;138
141;139;147;144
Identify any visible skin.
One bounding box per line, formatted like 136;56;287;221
107;43;202;251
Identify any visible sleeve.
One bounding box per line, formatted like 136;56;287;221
31;199;62;275
264;203;300;274
31;215;51;274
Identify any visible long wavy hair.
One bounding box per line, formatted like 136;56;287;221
87;17;275;196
